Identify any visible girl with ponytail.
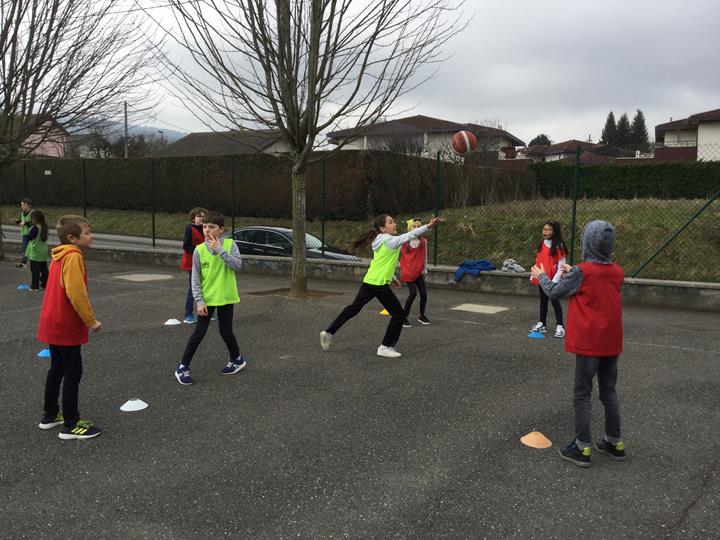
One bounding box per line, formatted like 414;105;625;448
320;214;443;358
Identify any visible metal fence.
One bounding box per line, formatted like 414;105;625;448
2;145;719;283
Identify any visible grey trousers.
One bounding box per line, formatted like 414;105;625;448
573;355;622;447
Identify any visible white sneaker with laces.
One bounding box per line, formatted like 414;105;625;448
530;322;547;333
320;331;333;351
554;325;566;338
377;345;402;358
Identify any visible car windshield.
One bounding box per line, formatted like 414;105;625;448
285;231;323;249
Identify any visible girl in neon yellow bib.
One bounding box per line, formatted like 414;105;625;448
321;214;443;358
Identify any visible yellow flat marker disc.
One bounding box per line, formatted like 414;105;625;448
520;431;552;449
379;309;389;315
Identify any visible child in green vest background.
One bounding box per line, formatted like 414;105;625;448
26;209;50;290
16;198;33;267
175;211;245;385
320;214;443;358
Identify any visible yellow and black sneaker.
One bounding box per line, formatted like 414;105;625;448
38;412;64;430
558;440;591;468
595;440;626;461
58;419;102;440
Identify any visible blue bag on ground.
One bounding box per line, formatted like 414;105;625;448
454;259;497;281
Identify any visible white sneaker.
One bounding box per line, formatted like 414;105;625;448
530;322;547;333
320;331;333;351
377;345;402;358
554;325;566;338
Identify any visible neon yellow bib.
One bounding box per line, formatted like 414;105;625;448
196;239;240;306
363;241;400;285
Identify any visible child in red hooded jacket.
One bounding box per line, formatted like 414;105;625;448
37;215;102;440
399;218;431;327
531;220;625;468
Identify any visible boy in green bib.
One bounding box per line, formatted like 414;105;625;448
175;211;245;385
321;214;443;358
26;210;50;290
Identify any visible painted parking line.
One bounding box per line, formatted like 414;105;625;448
451;303;509;314
114;273;174;282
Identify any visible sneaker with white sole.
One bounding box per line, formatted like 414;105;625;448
402;318;412;328
377;345;402;358
183;314;197;324
38;411;64;430
221;356;246;375
554;325;566;338
58;419;102;440
175;364;193;385
320;331;333;351
417;315;431;325
530;321;547;333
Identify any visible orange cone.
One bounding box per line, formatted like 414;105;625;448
520;431;552;449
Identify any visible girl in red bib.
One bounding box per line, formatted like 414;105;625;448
399;218;430;327
181;207;206;324
530;220;567;338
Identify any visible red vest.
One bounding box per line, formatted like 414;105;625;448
530;243;566;285
566;262;624;357
180;225;205;270
37;250;89;346
399;238;426;282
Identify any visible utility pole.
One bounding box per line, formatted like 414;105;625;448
124;101;129;158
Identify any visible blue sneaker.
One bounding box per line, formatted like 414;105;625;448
58;419;102;440
183;314;197;324
175;364;193;385
220;356;246;375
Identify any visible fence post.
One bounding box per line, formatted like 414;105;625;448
631;189;720;278
231;157;236;234
82;160;87;217
433;151;441;265
568;146;581;264
150;159;156;248
321;159;326;258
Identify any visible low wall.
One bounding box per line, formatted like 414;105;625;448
6;242;715;312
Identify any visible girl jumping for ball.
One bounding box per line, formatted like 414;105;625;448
320;214;443;358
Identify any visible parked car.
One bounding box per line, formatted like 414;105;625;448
232;226;362;261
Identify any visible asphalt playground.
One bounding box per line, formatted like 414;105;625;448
1;257;718;539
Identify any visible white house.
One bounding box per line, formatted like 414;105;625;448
655;108;720;161
326;115;525;157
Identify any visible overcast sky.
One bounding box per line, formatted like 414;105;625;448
152;0;720;145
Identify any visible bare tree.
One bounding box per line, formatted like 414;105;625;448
0;0;160;258
160;0;466;297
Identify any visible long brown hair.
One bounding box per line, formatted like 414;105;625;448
350;214;389;251
30;210;48;241
537;220;567;256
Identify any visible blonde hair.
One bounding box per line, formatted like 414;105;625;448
56;215;90;244
406;218;421;232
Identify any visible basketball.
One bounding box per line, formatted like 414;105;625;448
451;130;478;156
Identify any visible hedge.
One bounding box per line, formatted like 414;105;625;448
0;151;536;220
529;161;720;199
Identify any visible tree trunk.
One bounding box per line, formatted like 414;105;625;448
289;167;307;297
0;164;5;260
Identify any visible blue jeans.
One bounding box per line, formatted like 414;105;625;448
573;355;621;447
20;234;30;263
184;271;194;317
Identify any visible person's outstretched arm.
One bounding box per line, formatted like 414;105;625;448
532;263;583;299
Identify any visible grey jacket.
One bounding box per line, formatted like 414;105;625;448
538;220;616;300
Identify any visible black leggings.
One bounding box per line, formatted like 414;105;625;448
181;304;240;365
326;282;404;347
539;287;563;326
403;275;427;317
30;260;49;289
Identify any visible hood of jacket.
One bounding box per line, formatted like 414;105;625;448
51;244;82;262
581;220;615;264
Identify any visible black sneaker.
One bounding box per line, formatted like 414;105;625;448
418;315;431;325
558;440;591;468
16;262;27;268
402;318;412;328
595;440;626;461
58;419;101;440
38;411;64;430
175;364;193;385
